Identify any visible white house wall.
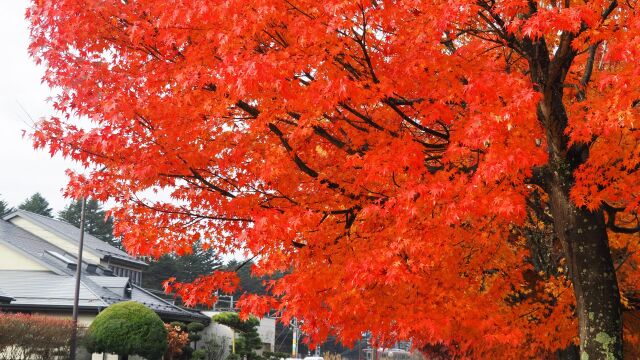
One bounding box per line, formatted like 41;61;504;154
9;217;102;264
257;317;276;351
0;242;49;271
199;321;235;358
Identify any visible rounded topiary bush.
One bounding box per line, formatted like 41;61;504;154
86;301;168;359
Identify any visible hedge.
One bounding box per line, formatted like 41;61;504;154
0;312;74;360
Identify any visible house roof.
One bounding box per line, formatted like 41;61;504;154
0;287;14;303
3;210;147;267
0;270;111;307
0;216;208;323
89;276;130;288
0;269;208;322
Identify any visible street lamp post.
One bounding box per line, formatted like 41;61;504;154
69;197;87;360
291;318;299;358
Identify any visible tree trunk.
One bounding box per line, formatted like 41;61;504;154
529;40;624;356
547;181;622;359
557;344;579;360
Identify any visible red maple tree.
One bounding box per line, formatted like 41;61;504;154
28;0;640;358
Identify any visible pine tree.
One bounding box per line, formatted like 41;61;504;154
225;260;285;298
143;243;221;290
18;193;53;218
143;255;179;290
226;260;266;297
58;198;117;247
0;196;10;216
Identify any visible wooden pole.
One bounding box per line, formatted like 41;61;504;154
69;197;87;360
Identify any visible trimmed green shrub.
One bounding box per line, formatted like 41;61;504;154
85;301;167;359
188;322;206;347
192;349;207;359
187;322;206;333
212;312;259;334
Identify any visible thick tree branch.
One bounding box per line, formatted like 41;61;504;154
190;168;237;198
603;202;640;234
383;98;449;140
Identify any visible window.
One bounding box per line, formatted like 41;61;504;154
109;265;142;285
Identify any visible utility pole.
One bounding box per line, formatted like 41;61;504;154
232;329;236;354
369;335;377;360
69;197;87;360
291;318;299;358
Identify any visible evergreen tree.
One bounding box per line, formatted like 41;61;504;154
143;255;179;290
18;193;53;217
225;260;285;298
143;243;221;290
225;260;266;297
0;196;10;216
58;198;117;247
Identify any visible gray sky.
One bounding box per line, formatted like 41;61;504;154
0;1;75;213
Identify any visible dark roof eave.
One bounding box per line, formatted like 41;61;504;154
103;254;148;269
0;303;103;313
153;309;211;324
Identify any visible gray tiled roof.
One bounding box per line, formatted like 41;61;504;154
3;210;146;266
0;287;13;301
0;216;208;322
0;270;111;307
88;276;130;288
130;285;207;319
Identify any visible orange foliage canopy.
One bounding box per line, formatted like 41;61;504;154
28;0;640;358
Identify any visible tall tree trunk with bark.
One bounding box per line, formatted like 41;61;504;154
548;183;622;359
535;53;624;358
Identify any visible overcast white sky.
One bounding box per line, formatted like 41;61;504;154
0;1;76;213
